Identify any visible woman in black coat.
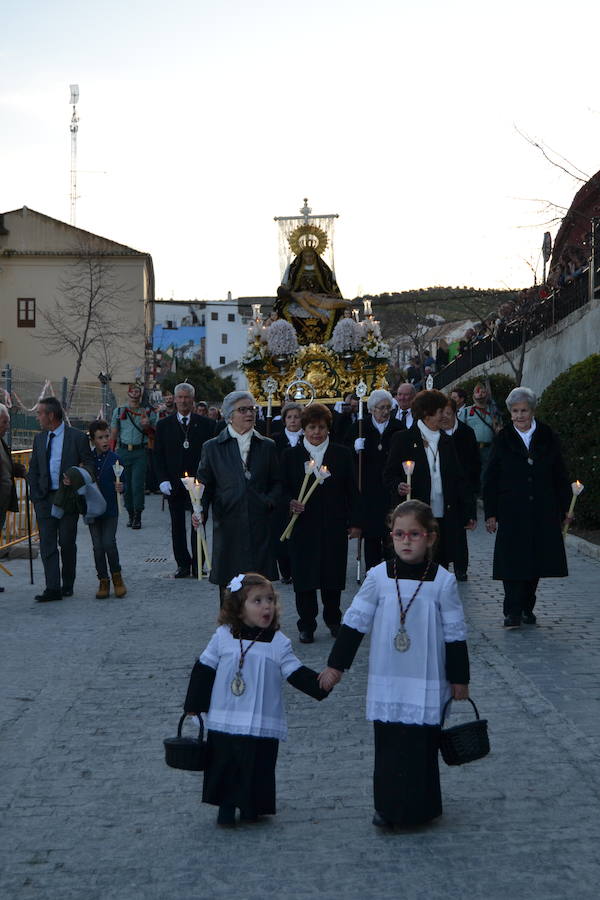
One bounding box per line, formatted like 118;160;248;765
383;390;476;569
281;403;361;643
483;386;572;628
272;402;304;583
350;389;404;571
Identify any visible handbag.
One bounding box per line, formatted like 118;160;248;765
439;697;490;766
164;713;206;771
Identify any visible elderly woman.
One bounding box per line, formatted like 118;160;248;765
281;403;361;643
272;402;304;583
483;387;572;628
383;390;476;569
196;390;280;598
350;389;404;571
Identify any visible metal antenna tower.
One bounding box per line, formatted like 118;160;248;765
69;84;79;225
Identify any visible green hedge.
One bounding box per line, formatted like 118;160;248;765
536;354;600;529
455;374;517;425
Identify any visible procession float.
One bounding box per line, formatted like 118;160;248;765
240;199;391;411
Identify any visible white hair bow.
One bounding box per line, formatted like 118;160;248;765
227;574;245;593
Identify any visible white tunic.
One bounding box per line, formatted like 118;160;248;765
200;626;303;740
342;562;467;725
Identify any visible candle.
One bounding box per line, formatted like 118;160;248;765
181;476;211;577
280;463;330;541
402;460;415;500
563;480;584;536
112;461;124;514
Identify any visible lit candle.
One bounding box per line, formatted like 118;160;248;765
563;480;584;536
402;460;415;500
181;476;211;577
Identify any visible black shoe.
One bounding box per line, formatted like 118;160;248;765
35;589;62;603
372;811;393;828
131;512;142;530
174;567;191;578
455;572;468;582
330;625;340;638
126;514;134;527
299;631;314;644
0;586;4;592
61;588;74;597
216;805;236;827
503;615;521;628
522;611;537;625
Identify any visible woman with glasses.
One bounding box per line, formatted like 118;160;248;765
383;389;476;570
281;403;361;643
350;389;404;571
197;391;281;599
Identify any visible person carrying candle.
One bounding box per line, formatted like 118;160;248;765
383;390;476;570
87;420;127;599
280;403;361;643
318;500;470;829
183;572;330;827
483;387;572;628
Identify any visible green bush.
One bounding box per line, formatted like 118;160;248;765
456;374;517;425
537;354;600;529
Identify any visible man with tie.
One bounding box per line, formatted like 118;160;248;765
394;383;416;429
154;383;214;578
27;397;94;602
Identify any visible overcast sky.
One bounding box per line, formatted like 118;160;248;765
2;0;599;301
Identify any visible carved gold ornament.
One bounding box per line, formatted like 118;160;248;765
288;224;329;257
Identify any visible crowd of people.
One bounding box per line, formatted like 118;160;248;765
0;377;575;831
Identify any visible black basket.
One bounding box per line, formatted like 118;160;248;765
439;697;490;766
164;714;206;772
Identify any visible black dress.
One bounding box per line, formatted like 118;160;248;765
183;625;327;815
328;557;470;826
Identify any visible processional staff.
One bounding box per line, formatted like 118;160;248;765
355;380;367;584
263;377;278;439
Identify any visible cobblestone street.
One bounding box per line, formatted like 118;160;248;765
2;496;600;899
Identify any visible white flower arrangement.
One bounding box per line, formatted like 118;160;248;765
266;318;299;356
328;317;361;353
241;338;268;365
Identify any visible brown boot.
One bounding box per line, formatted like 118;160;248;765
96;578;110;599
112;571;127;598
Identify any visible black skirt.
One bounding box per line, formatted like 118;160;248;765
373;721;442;826
202;730;279;815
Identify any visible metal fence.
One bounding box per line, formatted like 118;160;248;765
433;271;591;390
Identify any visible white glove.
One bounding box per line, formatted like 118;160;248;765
354;438;365;452
159;481;172;496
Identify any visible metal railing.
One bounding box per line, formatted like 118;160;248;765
0;450;38;551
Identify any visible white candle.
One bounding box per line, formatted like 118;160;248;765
563;480;584;536
402;460;415;500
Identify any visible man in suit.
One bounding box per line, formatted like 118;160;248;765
0;404;27;592
441;398;481;580
154;383;214;578
27;397;95;602
393;382;416;429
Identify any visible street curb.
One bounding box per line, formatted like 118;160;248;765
565;532;600;561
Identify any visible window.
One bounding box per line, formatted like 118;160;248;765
219;356;226;365
211;312;218;321
227;313;235;322
221;333;228;344
17;298;36;327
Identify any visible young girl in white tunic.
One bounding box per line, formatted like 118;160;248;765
319;500;470;828
184;572;328;827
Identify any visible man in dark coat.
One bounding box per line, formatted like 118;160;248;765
483;387;571;627
154;383;215;577
27;397;94;602
197;391;280;597
0;404;27;592
441;398;481;580
383;406;476;570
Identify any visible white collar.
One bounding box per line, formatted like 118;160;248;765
177;411;192;424
303;436;329;467
285;428;302;445
417;419;440;445
371;415;388;434
445;421;458;436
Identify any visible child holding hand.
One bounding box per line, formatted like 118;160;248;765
319;499;470;829
184;572;329;827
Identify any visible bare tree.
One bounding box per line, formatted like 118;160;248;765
37;242;138;408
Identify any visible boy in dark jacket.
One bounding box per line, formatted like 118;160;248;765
88;420;127;598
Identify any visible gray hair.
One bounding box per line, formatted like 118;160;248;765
505;387;537;411
282;401;302;421
174;382;195;398
396;382;417;396
222;390;256;422
0;403;9;418
367;389;394;412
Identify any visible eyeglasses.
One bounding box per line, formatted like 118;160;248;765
391;529;428;541
233;405;257;415
374;404;392;412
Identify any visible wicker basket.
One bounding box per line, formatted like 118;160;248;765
439;697;490;766
164;714;206;772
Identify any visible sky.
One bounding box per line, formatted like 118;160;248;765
2;0;600;302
